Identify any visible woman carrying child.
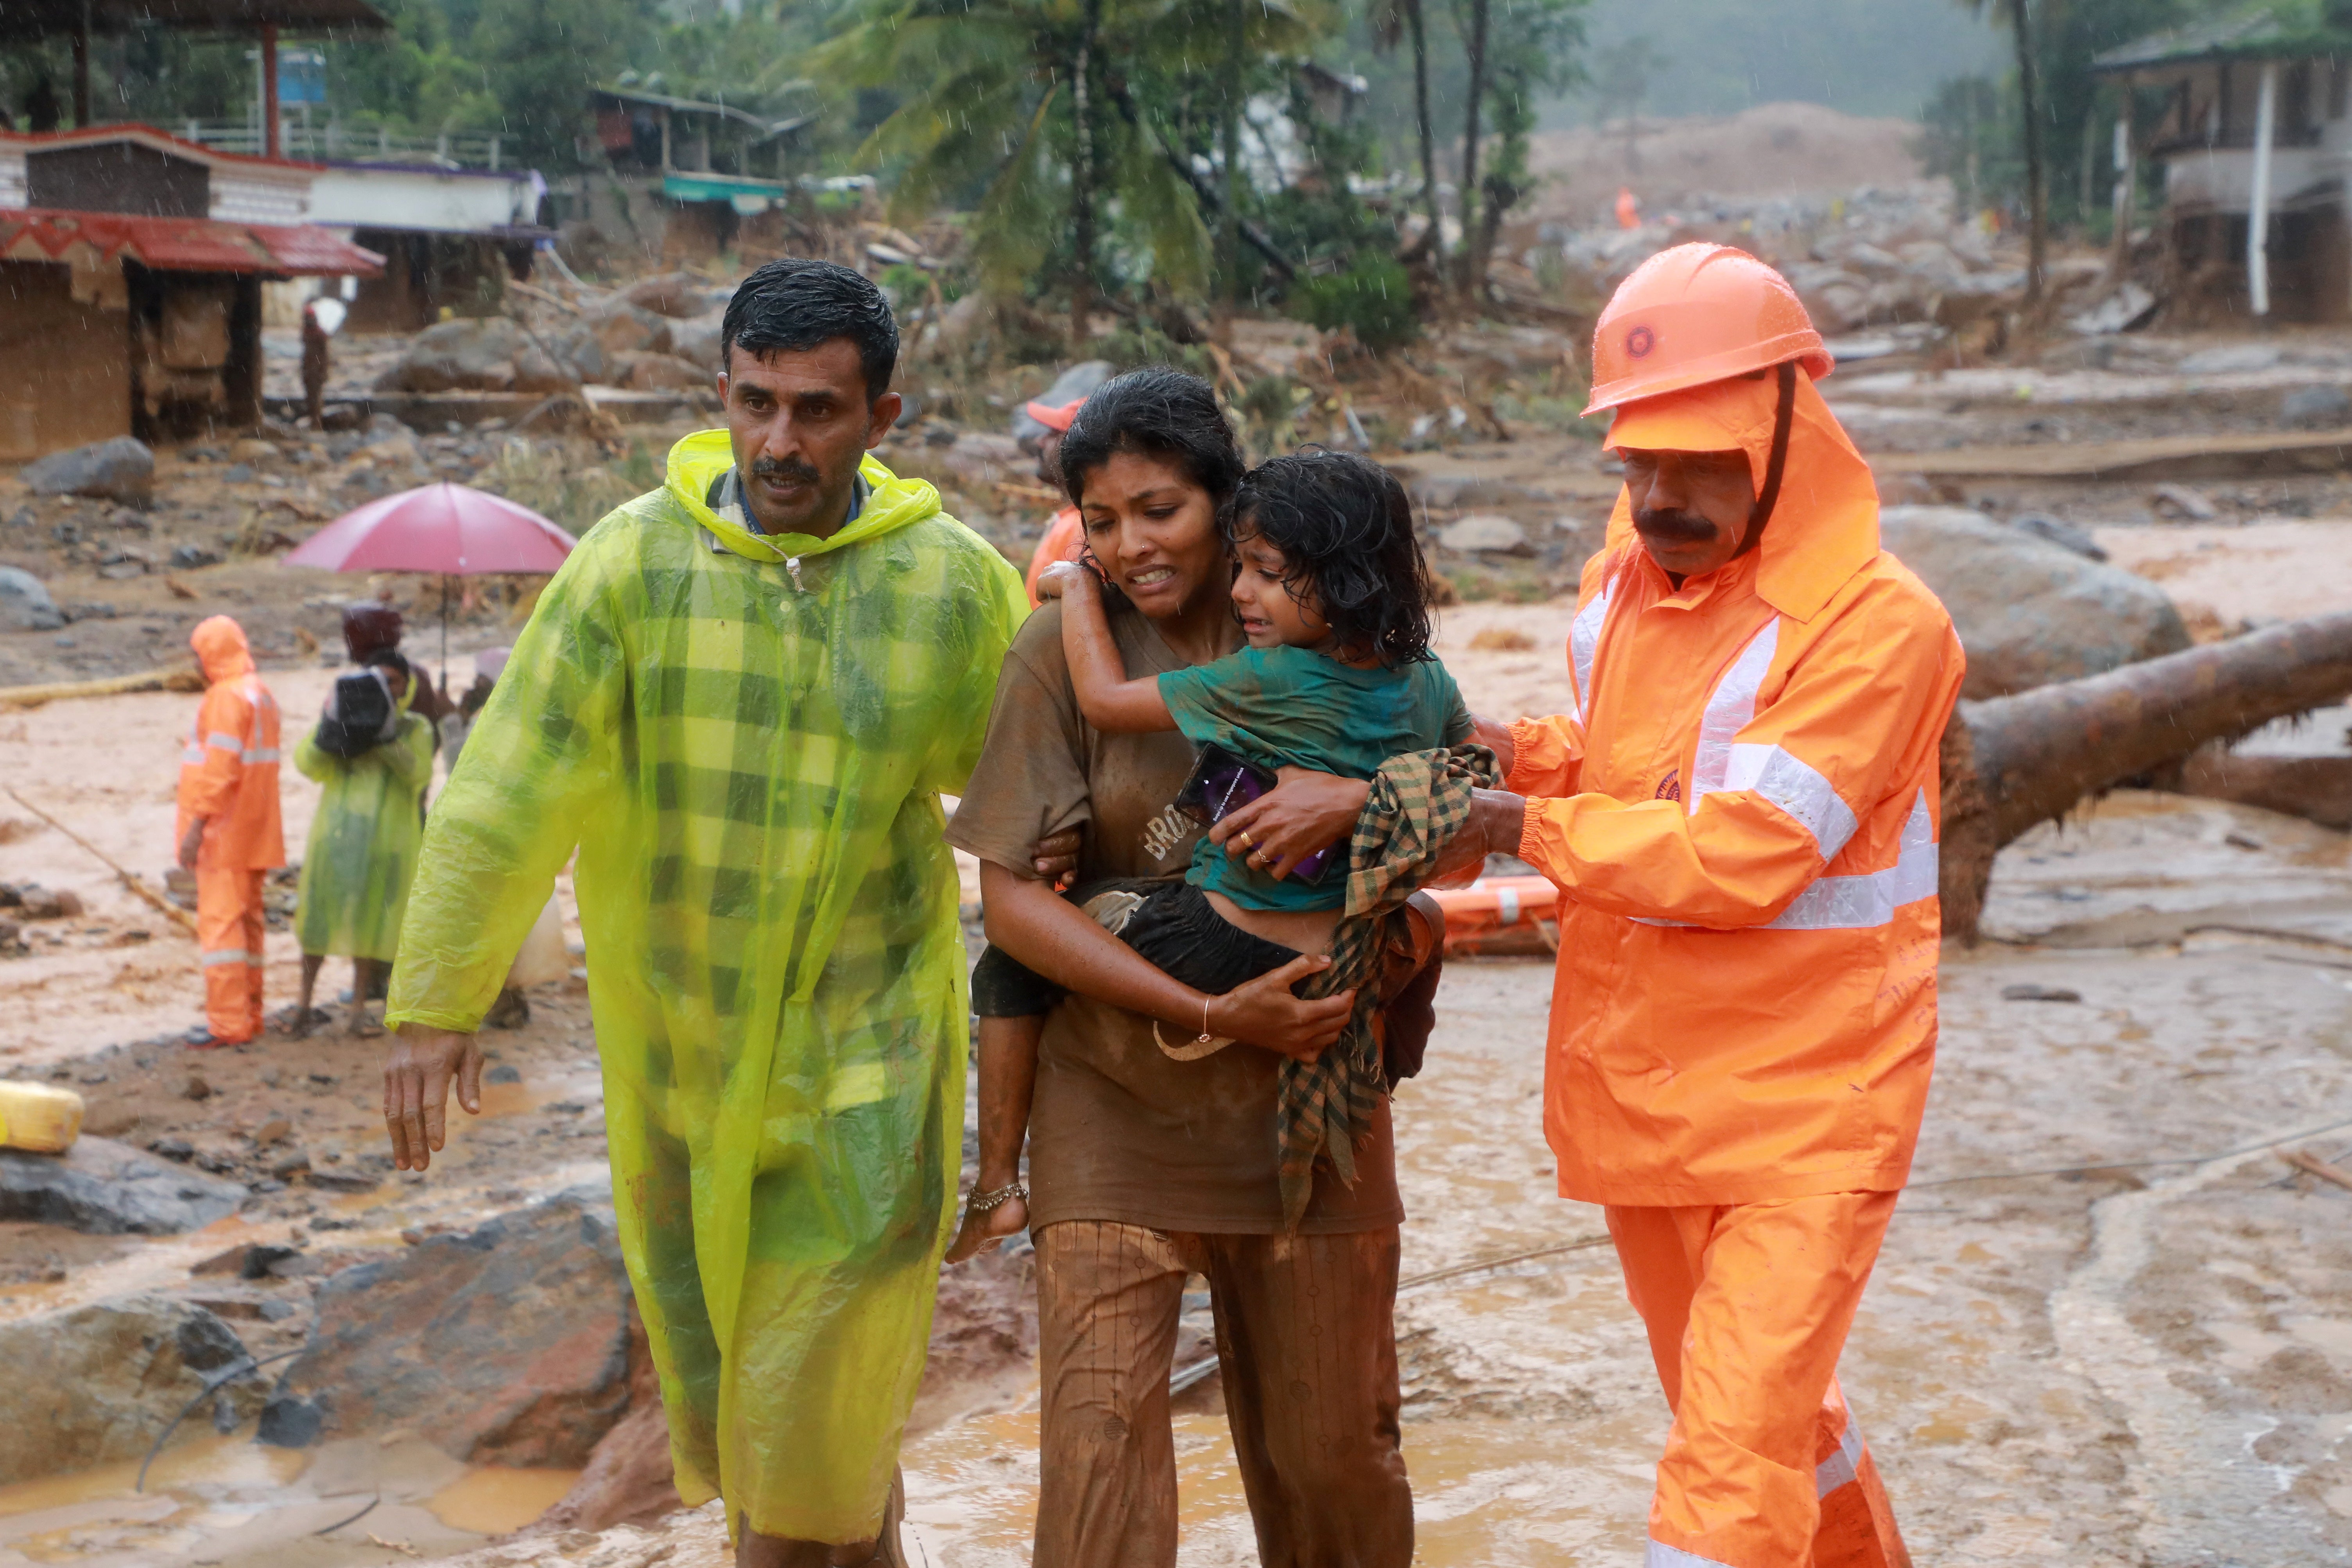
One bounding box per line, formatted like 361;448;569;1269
945;368;1466;1568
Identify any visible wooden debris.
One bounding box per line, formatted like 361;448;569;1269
2283;1147;2352;1193
163;575;198;600
0;666;204;708
3;787;199;937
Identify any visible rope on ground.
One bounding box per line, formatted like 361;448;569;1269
0;665;204;708
136;1348;304;1492
5;785;199;937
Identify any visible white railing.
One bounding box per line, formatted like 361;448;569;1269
179;120;509;170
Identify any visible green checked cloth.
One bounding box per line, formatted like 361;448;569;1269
1281;742;1500;1227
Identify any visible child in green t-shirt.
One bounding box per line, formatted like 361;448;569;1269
949;450;1467;1261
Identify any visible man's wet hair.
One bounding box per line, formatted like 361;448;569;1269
1225;450;1436;667
1058;367;1246;509
722;258;899;403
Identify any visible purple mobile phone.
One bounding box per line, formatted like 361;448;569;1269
1173;744;1333;884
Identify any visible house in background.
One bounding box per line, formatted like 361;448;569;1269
2096;3;2352;323
0;132;378;459
563;81;819;263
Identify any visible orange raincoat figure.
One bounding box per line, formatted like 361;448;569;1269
176;615;284;1045
1501;245;1963;1568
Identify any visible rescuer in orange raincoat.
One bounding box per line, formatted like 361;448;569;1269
1448;243;1965;1568
176;615;285;1046
1020;394;1086;606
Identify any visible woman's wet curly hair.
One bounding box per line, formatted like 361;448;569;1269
1223;450;1436;666
1058;367;1246;509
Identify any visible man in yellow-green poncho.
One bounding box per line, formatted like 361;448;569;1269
379;259;1028;1564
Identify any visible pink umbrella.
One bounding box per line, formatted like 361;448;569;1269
284;482;578;686
284;482;576;575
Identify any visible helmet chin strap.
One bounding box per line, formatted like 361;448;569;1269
1737;361;1798;556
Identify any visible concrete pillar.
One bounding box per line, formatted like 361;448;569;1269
2110;86;2136;280
262;24;281;160
2252;58;2278;317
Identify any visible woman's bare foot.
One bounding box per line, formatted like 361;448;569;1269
346;1008;385;1039
945;1183;1028;1263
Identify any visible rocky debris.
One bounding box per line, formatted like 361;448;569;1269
1438;514;1533;556
0;1294;257;1482
0;1135;247;1234
669;308;727;371
620;272;726;319
378;318;578;395
1879;506;2190;699
264;1186;631;1465
0;565;64;632
616;352;710;392
7;883;87;920
528;1308;679;1537
2008;513;2106;561
576;299;673;359
2151;482;2220;521
192;1240;301;1279
2280;383;2352;428
22;436;155;503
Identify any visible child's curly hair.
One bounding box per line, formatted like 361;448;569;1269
1222;450;1437;666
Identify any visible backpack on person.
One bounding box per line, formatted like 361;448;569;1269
313;665;398;757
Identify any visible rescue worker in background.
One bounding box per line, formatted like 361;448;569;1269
176;616;284;1048
1446;243;1964;1568
289;605;438;1040
301;298;333;430
378;258;1028;1567
1020;394;1085;606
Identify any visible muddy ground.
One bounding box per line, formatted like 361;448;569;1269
9;312;2352;1562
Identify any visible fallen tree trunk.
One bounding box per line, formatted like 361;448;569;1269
0;665;203;709
1943;609;2352;942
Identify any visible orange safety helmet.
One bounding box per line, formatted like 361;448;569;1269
1584;242;1834;416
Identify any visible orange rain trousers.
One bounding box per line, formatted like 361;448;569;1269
197;867;268;1043
1608;1192;1909;1568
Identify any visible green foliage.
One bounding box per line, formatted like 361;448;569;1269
1292;254;1420;348
1932;0;2201;229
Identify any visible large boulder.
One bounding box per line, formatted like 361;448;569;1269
0;1135;247;1234
622;272;724;319
0;1295;254;1481
377;317;530;393
22;436;154;502
0;565;64;632
1879;506;2191;699
579;299;673;358
669;306;728;371
262;1187;631;1465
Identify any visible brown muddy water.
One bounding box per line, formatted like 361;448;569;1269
9;791;2352;1566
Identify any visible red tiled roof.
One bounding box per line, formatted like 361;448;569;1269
0;207;383;276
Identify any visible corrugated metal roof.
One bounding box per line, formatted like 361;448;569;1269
2094;2;2352;72
0;207;383;276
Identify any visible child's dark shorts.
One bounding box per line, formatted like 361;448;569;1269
969;878;1298;1018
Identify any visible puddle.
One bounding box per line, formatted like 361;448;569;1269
424;1466;584;1535
0;1427;576;1566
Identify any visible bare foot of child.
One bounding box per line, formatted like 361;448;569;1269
945;1181;1028;1263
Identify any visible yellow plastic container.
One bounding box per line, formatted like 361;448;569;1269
0;1081;85;1154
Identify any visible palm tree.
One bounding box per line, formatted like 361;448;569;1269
825;0;1316;337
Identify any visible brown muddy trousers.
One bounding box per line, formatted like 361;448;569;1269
1032;1221;1412;1568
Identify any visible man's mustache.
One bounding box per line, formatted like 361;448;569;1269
750;455;822;486
1632;507;1719;544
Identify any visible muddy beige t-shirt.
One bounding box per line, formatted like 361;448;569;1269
947;595;1402;1235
